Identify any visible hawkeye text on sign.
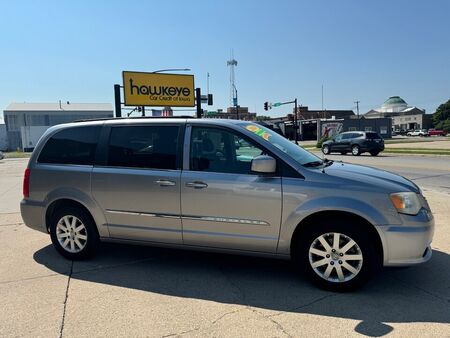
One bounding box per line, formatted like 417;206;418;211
122;71;195;107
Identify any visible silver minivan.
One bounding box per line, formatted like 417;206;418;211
21;118;434;290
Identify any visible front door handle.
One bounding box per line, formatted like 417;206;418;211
155;179;176;187
185;181;208;189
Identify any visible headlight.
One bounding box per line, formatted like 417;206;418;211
390;192;422;215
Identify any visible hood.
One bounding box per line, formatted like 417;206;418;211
319;162;420;193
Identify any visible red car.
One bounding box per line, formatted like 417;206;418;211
428;129;447;136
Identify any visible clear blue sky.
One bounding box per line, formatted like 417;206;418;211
1;0;449;122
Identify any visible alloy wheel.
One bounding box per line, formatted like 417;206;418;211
56;215;88;253
308;232;363;283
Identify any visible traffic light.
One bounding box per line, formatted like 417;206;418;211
264;102;269;111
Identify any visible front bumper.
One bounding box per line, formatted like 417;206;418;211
378;208;434;266
20;199;47;234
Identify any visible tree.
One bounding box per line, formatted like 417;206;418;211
432;99;450;132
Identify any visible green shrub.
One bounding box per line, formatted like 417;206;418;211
316;136;331;148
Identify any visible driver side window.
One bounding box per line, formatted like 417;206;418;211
190;127;264;174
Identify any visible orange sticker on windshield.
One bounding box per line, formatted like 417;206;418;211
246;125;271;141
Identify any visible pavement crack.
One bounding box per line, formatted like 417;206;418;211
248;306;293;337
268;293;338;318
70;257;156;276
59;260;73;338
211;308;245;325
0;272;68;285
161;326;201;337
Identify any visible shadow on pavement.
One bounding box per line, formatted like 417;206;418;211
34;243;450;337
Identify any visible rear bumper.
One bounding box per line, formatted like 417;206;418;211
378;208;434;266
20;199;47;234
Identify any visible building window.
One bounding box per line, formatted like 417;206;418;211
364;127;373;132
380;126;388;134
348;127;357;131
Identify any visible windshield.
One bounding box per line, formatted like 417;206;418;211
238;123;322;166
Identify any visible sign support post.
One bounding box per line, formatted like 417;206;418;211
196;88;202;118
114;84;122;118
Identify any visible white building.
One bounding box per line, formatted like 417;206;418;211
3;102;113;151
364;96;432;131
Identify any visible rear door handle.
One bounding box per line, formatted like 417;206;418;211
185;181;208;189
155;180;176;187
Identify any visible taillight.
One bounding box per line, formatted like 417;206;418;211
23;168;30;198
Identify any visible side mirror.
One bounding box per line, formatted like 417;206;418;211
251;155;276;174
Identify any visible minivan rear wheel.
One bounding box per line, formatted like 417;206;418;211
49;206;99;260
295;221;374;291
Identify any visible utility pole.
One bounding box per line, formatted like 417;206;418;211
355;100;360;130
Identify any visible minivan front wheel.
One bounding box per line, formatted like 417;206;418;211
49;206;99;260
296;221;374;291
322;145;330;155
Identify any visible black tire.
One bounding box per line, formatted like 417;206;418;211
351;145;361;156
294;220;376;291
322;145;330;155
370;151;379;156
49;206;99;260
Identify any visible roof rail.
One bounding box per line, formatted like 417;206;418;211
73;116;196;123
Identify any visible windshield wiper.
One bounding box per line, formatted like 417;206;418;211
302;160;324;168
324;158;334;167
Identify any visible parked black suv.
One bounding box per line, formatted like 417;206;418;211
322;131;384;156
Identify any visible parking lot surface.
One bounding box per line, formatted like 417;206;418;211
1;158;449;337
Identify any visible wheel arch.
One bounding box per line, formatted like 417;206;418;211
45;199;100;237
289;210;384;267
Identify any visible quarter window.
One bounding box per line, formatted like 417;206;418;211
190;127;265;174
38;126;101;165
107;125;180;170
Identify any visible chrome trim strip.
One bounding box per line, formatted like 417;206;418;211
183;229;276;240
181;215;269;226
105;209;180;219
108;223;182;233
106;209;269;226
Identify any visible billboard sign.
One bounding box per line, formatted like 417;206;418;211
122;71;195;107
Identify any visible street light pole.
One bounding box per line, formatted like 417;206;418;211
152;68;191;74
294;98;298;144
235;86;239;120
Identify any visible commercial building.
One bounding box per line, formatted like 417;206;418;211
365;96;432;130
204;107;256;120
0;124;7;150
3;102;113;151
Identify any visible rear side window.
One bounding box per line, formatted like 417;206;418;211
38;126;101;165
341;133;353;139
107;125;180;170
366;132;382;139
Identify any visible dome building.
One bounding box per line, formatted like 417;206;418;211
365;96;431;131
379;96;408;113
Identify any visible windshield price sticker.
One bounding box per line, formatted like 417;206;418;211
245;125;272;141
